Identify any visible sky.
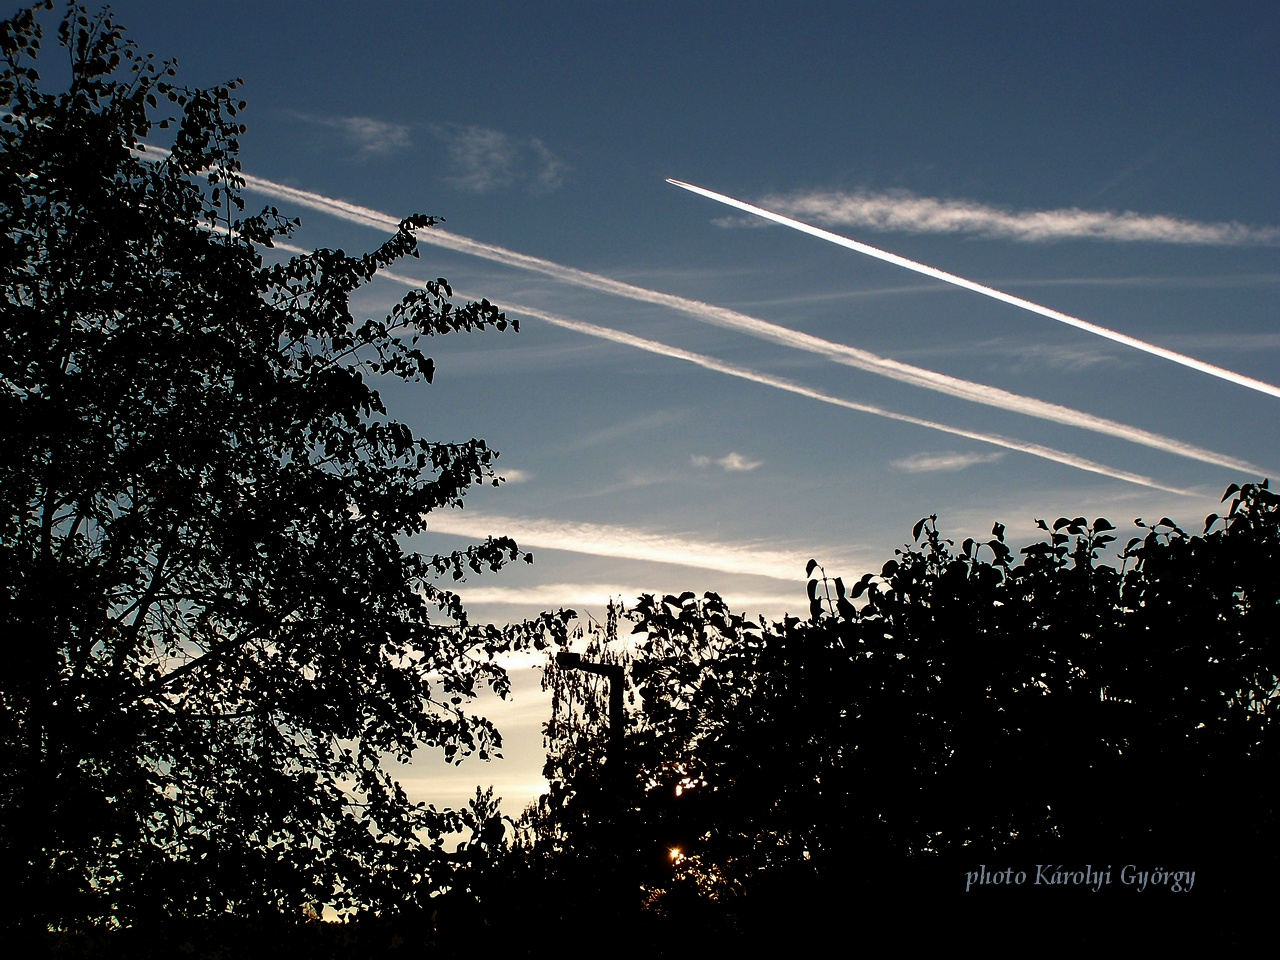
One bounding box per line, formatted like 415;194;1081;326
97;0;1278;813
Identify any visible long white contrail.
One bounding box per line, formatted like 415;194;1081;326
266;239;1195;493
469;302;1199;497
667;178;1280;401
319;245;1195;496
239;172;1262;474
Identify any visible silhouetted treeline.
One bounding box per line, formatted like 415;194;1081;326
25;484;1277;954
471;481;1277;951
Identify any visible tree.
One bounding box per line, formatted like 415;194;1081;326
0;2;566;934
525;482;1278;947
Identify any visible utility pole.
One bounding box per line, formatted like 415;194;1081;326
555;651;626;775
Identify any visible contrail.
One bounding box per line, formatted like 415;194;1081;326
321;246;1196;496
238;172;1262;474
266;239;1195;492
667;178;1280;401
476;302;1199;497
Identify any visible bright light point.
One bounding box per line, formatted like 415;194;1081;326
669;847;682;861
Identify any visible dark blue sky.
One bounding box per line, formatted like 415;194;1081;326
96;0;1280;807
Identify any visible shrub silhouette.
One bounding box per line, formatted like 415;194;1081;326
516;482;1278;947
0;3;566;941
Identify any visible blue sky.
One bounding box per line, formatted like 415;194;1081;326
104;0;1279;811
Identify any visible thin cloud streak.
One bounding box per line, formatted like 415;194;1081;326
693;452;763;472
668;179;1280;403
891;451;1006;473
760;187;1280;246
457;583;805;612
427;512;834;582
237;172;1261;474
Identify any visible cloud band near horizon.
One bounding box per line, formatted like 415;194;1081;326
426;511;852;582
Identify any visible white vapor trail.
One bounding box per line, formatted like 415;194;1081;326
238;172;1262;474
267;239;1193;492
338;251;1198;496
667;179;1280;401
474;302;1199;497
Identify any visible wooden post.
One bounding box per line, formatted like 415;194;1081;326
556;651;625;775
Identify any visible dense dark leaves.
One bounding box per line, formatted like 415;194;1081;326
0;3;567;934
520;482;1278;946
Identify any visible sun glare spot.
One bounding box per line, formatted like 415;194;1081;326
669;846;682;862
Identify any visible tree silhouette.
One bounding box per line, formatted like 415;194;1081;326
525;482;1278;947
0;2;567;937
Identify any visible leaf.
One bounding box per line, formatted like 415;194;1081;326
809;596;825;621
806;558;819;577
912;517;927;541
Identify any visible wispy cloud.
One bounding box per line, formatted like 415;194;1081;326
692;452;762;472
498;468;533;484
670;179;1280;402
891;451;1005;473
426;512;842;582
757;188;1280;246
291;112;411;157
529;138;566;192
433;125;566;194
455;582;805;614
568;410;685;451
898;339;1123;374
711;215;771;229
236;173;1264;477
999;273;1280;291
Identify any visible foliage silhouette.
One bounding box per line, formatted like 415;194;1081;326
518;482;1278;947
0;2;568;938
